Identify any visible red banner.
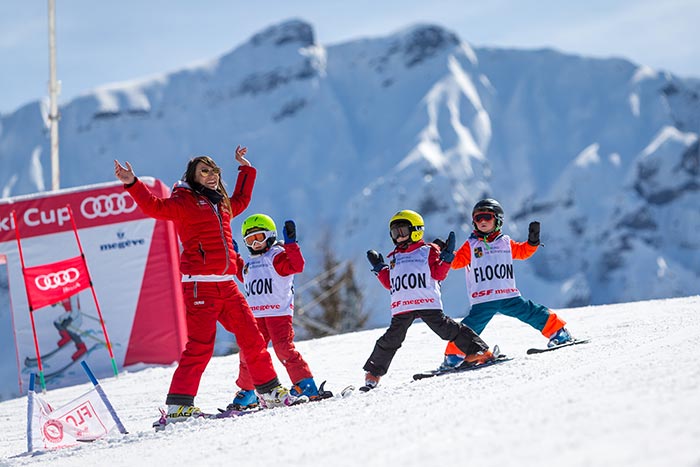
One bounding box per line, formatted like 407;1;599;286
22;256;90;311
0;180;155;243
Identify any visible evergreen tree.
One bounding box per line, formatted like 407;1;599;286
296;234;367;338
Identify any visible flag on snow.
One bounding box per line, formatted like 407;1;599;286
27;363;127;452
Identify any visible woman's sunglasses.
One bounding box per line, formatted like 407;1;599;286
199;166;221;177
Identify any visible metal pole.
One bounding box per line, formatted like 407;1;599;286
48;0;60;190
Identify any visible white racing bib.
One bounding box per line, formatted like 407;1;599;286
465;234;521;306
242;244;294;318
388;245;443;315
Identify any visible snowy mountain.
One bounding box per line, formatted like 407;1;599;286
1;19;699;322
0;295;698;466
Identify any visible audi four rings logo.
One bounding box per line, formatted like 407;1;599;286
34;268;81;291
80;193;137;219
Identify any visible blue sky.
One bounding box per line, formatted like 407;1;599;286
1;0;698;114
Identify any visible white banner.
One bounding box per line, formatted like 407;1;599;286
28;384;119;451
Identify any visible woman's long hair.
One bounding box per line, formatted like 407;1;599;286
183;156;232;214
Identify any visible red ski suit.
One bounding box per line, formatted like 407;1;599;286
125;166;278;405
236;242;312;390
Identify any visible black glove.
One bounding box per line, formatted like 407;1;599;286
433;238;447;251
439;231;456;263
283;220;297;243
366;250;387;273
528;221;540;246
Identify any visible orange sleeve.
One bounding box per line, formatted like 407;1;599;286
511;239;538;260
451;240;471;270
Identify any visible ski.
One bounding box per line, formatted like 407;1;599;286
412;354;512;381
43;344;102;381
24;344;72;367
526;338;590;355
153;384;356;432
314;381;355;400
153;407;257;431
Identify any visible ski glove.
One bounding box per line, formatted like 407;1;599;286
528;221;540;246
283;220;297;244
433;238;447;250
232;238;239;253
438;231;456;263
366;250;387;274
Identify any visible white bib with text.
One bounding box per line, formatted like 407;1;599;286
389;245;443;315
465;234;521;306
243;245;294;318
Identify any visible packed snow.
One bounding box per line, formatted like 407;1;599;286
1;295;698;466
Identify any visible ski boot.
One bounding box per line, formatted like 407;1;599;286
290;377;320;401
360;372;380;392
462;349;495;367
548;327;573;347
153;405;202;430
257;385;305;408
227;389;259;411
167;404;201;420
438;354;465;371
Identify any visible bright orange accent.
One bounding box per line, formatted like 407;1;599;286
451;240;472;269
365;372;381;385
510;239;538;260
464;350;494;365
541;313;566;337
444;341;466;357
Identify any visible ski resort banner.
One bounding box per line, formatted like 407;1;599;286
0;179;186;400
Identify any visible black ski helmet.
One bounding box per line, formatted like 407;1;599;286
472;198;504;232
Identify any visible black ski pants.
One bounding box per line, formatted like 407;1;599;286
363;309;488;377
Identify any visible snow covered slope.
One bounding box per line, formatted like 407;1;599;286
1;19;699;319
0;295;698;466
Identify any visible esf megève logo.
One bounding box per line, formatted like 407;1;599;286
99;231;146;252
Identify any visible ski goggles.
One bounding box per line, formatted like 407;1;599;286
199;166;221;177
473;212;496;223
390;223;415;240
243;230;274;247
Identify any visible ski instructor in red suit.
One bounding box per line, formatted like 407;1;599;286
114;146;299;422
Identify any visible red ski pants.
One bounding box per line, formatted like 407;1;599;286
168;281;277;400
236;315;312;390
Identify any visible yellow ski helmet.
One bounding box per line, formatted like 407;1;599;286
389;210;424;243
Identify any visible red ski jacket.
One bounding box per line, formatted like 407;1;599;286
126;166;256;276
273;242;305;276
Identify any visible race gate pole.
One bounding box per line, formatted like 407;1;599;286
66;205;119;377
12;211;47;392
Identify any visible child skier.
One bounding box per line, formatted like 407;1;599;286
231;214;320;410
438;198;573;370
362;209;494;389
